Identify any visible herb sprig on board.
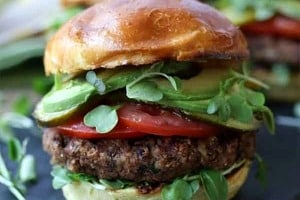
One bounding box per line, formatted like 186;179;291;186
0;138;36;200
0;95;38;200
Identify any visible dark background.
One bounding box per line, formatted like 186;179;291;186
0;103;299;200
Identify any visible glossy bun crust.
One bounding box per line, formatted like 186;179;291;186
46;0;249;75
62;163;250;200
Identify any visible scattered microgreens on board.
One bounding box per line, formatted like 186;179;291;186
0;94;38;200
0;138;36;200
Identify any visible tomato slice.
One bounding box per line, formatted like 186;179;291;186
241;15;300;39
56;117;147;139
56;103;220;139
117;103;219;137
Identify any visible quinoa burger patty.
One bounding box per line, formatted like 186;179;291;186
43;129;255;183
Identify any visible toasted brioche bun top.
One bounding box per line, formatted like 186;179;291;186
45;0;249;75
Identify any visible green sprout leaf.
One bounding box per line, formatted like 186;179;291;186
222;77;238;92
86;71;106;94
207;96;223;115
51;166;72;189
162;179;193;200
12;95;31;115
0;152;10;179
262;107;275;134
218;102;231;122
189;180;200;194
84;105;119;133
1;113;34;129
51;166;96;190
227;95;253;123
0;137;36;200
126;81;163;102
230;70;270;90
125;62;179;102
243;89;265;107
19;155;36;183
200;170;228;200
8;137;23;162
255;153;268;187
99;179;134;190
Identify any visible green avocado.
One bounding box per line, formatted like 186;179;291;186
35;62;260;131
158;68;228;100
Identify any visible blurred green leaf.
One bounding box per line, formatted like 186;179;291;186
32;76;54;95
0;36;45;71
275;0;300;19
255;153;268;187
19;155;36;183
8;137;23;162
1;113;33;129
272;63;290;86
0;119;14;142
294;103;300;118
12;95;31;115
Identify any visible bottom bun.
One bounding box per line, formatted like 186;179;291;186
62;163;250;200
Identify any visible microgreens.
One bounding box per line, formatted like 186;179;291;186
200;170;228;200
255;153;268;187
0;138;36;200
126;62;179;102
84;105;119;133
126;80;164;102
0;95;37;142
99;179;135;189
51;166;230;200
86;71;106;94
162;179;196;200
207;67;275;134
0;94;38;200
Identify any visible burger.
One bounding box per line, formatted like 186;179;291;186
202;0;300;101
33;0;274;200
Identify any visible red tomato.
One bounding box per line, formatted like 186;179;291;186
56;118;147;139
56;103;220;139
241;15;300;39
118;103;219;137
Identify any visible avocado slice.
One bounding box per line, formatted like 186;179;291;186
158;68;229;100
